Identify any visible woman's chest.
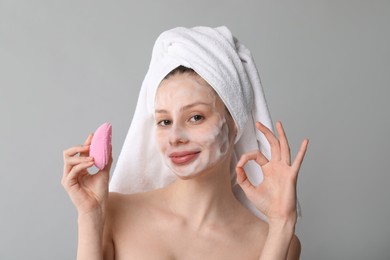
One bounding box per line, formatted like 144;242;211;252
113;221;264;260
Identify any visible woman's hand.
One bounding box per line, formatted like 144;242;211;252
62;134;112;216
236;121;308;223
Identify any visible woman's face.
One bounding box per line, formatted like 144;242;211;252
155;72;234;179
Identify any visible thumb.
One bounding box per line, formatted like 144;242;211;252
80;133;93;157
98;145;113;180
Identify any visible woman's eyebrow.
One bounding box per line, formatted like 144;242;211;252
181;102;212;111
155;102;212;114
155;109;168;114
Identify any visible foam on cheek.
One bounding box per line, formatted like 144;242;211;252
203;115;230;164
201;94;230;160
172;113;230;178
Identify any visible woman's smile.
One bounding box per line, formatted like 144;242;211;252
169;151;201;165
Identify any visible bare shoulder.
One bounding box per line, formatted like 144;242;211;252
287;234;301;260
106;189;169;227
107;191;147;210
103;191;159;259
107;190;160;216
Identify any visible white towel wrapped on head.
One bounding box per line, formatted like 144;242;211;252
109;26;296;220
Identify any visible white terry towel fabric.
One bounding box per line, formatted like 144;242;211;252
109;26;299;220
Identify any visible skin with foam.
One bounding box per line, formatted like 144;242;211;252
154;73;232;179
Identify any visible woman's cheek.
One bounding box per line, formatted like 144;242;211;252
155;130;166;152
196;121;223;145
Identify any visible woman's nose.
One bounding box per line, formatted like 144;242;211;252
169;124;189;145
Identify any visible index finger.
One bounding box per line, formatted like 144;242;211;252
276;121;291;165
256;121;281;161
63;145;90;159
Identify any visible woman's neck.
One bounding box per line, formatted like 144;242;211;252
164;157;242;230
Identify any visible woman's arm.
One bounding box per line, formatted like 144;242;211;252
62;134;113;260
236;121;308;260
77;211;106;260
260;220;299;260
76;207;115;260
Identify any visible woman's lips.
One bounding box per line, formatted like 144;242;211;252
169;151;200;165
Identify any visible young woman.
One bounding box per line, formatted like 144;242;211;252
62;26;308;260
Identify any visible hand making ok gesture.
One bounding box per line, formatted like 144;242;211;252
236;121;308;222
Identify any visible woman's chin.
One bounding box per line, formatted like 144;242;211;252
170;164;218;180
172;170;202;180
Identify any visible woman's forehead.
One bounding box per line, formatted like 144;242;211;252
155;73;223;107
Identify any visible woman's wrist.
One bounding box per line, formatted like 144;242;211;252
267;213;297;234
78;208;105;225
267;218;296;238
77;198;107;219
267;209;297;227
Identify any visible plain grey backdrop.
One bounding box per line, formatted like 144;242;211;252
1;0;389;259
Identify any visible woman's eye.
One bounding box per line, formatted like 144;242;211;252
158;120;172;126
189;115;204;122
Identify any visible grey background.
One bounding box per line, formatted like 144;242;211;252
1;0;389;259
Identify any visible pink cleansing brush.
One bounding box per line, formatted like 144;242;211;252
89;123;112;171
